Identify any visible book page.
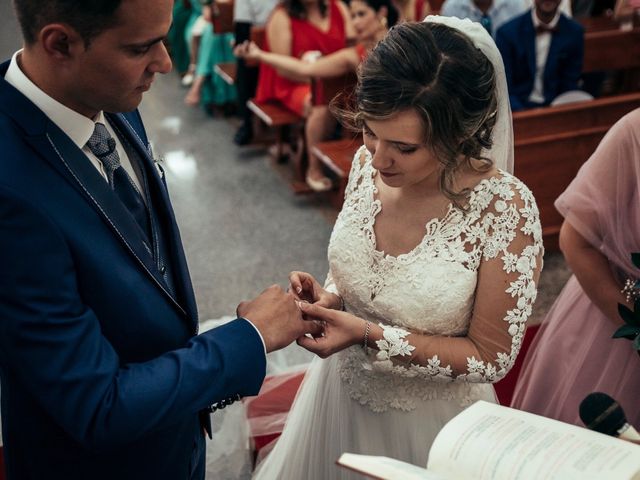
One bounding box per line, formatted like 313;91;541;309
337;453;448;480
427;401;640;480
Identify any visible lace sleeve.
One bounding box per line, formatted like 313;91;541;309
369;180;543;383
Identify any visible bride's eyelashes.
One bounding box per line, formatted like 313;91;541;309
395;144;419;155
363;124;420;156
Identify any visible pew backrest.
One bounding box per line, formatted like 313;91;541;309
513;92;640;249
583;27;640;73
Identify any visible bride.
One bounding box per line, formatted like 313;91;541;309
254;16;543;479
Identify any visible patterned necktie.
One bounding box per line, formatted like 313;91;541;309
87;123;152;243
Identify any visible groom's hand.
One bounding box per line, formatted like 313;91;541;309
237;285;322;353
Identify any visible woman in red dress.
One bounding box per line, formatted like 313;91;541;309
393;0;431;22
254;0;353;191
239;1;396;87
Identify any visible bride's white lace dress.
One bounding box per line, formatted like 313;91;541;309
254;146;543;479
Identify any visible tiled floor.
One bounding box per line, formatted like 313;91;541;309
0;5;570;325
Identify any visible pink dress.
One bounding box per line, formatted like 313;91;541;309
511;109;640;427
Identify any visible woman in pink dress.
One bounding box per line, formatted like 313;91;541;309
511;108;640;427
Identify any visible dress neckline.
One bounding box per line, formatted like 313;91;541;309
298;1;335;35
361;152;507;261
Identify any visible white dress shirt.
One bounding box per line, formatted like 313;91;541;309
528;9;562;104
5;50;145;195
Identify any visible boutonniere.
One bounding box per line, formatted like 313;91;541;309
154;158;165;179
149;142;165;179
613;253;640;356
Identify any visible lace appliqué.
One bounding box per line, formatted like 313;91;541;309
339;347;486;413
333;147;543;412
375;324;415;361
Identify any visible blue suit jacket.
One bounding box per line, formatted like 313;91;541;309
496;11;584;111
0;61;266;479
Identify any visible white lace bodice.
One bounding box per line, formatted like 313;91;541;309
326;146;543;412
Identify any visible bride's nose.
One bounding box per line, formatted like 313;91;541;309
370;142;393;170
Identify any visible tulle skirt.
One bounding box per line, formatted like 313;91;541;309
511;275;640;426
253;353;496;480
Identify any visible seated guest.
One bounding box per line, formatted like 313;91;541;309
496;0;584;111
237;1;395;77
233;0;280;145
168;0;194;76
511;109;640;428
181;1;208;88
236;0;397;192
440;0;527;37
185;2;238;112
253;0;353;191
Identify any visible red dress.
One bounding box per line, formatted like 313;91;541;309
416;0;426;20
254;0;347;115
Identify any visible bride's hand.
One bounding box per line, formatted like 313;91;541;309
288;271;342;310
295;302;363;358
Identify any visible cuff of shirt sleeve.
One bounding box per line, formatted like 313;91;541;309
239;317;267;357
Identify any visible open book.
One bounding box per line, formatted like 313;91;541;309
337;401;640;480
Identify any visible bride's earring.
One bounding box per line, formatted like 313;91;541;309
380;16;388;29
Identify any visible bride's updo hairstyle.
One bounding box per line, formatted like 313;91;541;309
337;22;498;207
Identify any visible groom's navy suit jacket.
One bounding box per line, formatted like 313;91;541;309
496;11;584;111
0;60;266;479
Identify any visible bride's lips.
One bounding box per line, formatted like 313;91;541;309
380;171;399;178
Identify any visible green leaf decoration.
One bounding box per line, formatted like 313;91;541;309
612;324;640;339
618;304;639;326
634;334;640;351
632;252;640;269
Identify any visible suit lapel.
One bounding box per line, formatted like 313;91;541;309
0;63;192;319
38;123;188;316
108;113;198;322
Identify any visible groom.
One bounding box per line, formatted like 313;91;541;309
0;1;319;479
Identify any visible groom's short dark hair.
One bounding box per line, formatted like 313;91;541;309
13;0;123;46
